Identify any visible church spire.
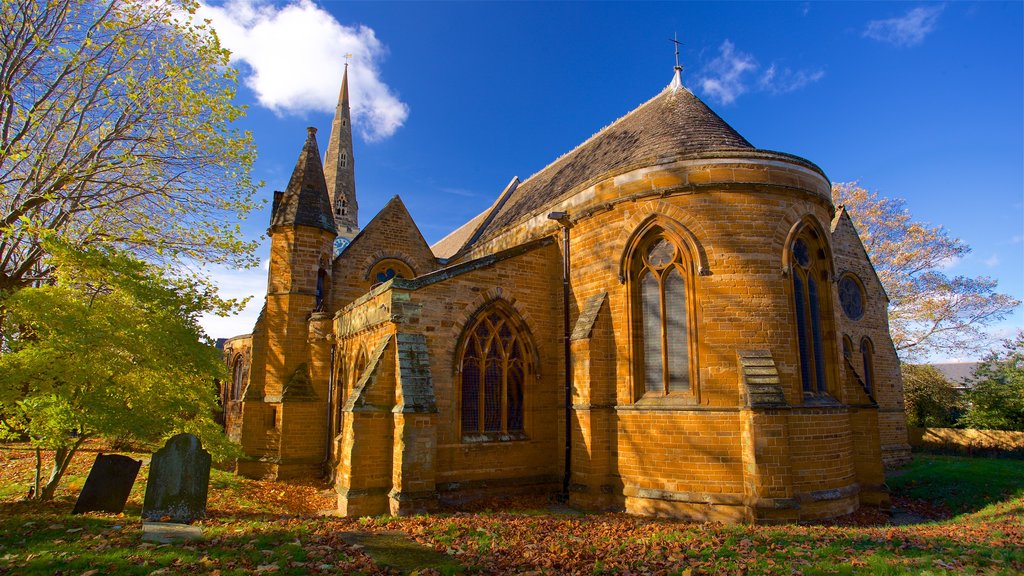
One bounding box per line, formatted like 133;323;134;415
323;61;359;240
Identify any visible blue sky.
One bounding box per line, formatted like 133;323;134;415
196;1;1024;360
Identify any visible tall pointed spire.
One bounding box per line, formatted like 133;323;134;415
323;62;359;240
270;127;336;233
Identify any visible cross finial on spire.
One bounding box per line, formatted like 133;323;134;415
670;33;683;72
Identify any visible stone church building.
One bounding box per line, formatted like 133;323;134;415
221;63;910;523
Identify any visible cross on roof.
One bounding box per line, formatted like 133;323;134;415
670;34;683;72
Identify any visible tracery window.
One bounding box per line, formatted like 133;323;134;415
860;337;875;395
633;234;695;397
458;305;530;440
790;227;835;394
340;150;348;168
368;259;414;288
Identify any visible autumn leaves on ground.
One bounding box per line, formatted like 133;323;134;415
0;443;1021;576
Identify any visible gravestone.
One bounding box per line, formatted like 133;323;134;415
141;433;211;523
72;453;142;514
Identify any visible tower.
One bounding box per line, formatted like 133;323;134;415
324;63;359;254
236;127;337;479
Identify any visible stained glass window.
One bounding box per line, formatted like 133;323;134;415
791;230;833;394
459;305;530;439
635;234;692;396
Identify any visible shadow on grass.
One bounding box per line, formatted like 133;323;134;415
887;455;1024;515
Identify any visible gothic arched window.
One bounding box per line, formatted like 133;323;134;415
631;232;696;398
458;304;531;440
230;354;247;401
315;268;329;311
790;226;835;395
340;150;348;168
860;337;875;395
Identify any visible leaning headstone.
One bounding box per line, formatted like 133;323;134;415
72;453;142;514
141;433;211;523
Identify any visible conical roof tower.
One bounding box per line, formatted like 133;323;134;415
271;127;336;233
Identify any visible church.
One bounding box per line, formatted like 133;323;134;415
220;62;910;523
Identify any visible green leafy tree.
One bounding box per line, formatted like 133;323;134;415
901;364;962;428
0;240;236;500
0;0;260;293
833;183;1019;360
959;332;1024;431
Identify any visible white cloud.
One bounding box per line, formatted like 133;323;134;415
758;64;825;95
984;254;1001;268
196;0;409;141
937;255;961;270
697;40;758;105
696;40;823;105
197;264;267;339
863;5;944;47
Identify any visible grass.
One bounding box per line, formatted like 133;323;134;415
887;455;1024;514
0;442;1021;575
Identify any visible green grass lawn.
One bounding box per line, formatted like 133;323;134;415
0;443;1021;575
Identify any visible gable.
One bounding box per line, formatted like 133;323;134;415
331;195;440;310
830;207;887;301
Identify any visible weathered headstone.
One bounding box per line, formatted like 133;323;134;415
72;453;142;514
141;433;211;523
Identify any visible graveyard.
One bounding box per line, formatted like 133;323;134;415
0;438;1021;575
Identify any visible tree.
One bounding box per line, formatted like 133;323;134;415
833;183;1019;360
901;364;961;428
959;332;1024;431
0;0;260;294
0;239;236;500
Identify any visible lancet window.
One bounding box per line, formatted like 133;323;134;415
458;304;530;440
631;232;696;397
790;227;835;394
860;337;875;395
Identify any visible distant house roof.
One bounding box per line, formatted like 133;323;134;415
432;70;825;259
929;362;980;386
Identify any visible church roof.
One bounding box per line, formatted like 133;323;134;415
271;127;337;233
433;71;755;258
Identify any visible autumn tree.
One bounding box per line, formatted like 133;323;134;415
833;183;1019;360
959;332;1024;431
0;0;260;293
0;240;236;500
901;364;962;428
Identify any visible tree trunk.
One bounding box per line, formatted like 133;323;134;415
36;436;87;501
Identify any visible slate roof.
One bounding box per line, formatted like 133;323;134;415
431;73;757;258
271;127;337;233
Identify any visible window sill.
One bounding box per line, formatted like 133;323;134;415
801;392;842;407
632;393;699;408
461;431;529;444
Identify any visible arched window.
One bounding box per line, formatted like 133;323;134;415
340;150;348;168
842;335;854;362
458;304;531;440
631;232;696;397
230;355;247;401
351;348;368;389
789;226;835;394
368;258;414;288
860;337;875;395
315;268;329;311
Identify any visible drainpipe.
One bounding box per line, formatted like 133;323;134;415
547;211;573;501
